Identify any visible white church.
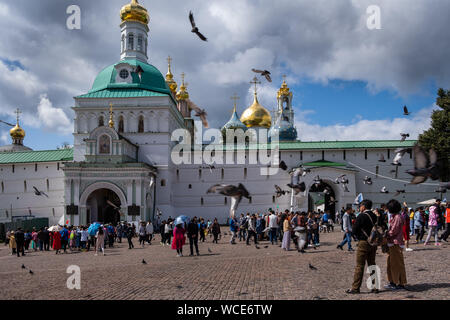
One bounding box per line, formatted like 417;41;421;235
0;0;438;226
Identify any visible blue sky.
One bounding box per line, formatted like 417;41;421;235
0;0;449;149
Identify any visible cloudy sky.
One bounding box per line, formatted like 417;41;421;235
0;0;449;150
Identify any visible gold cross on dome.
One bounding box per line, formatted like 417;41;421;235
230;94;240;113
250;77;261;94
282;75;287;82
180;72;189;87
14;108;22;123
167;56;172;67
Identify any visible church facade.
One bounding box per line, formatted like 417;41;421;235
0;1;438;226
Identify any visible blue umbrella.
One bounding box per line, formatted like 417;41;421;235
174;215;190;227
88;222;101;236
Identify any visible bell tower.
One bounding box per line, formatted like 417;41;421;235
120;0;150;62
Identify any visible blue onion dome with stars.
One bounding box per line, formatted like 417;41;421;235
221;101;247;138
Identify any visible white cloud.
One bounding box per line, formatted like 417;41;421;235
296;105;437;141
0;131;9;144
35;95;72;135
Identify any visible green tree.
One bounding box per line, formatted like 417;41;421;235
418;88;450;181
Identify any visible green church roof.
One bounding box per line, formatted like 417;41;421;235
77;59;173;99
0;148;73;164
302;160;347;167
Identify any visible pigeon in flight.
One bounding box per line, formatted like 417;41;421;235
207;184;250;219
435;187;447;194
313;176;322;186
380;186;389;193
403;106;410;116
274;185;288;198
135;65;144;82
400;133;410;142
289;182;306;196
406;145;441;184
378;154;386;162
187;99;209;128
33;187;48;198
251;69;272;82
279;161;288;171
309;263;317;271
328;196;338;205
363;176;372;185
287;168;307;195
392;148;411;166
394;190;406;197
189;11;207;41
337;175;349;192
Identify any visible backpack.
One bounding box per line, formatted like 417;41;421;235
362;212;385;247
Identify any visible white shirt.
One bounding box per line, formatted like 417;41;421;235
146;223;154;234
269;214;278;228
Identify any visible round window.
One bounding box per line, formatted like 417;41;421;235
119;69;129;79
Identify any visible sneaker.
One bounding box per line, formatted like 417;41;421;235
396;285;407;291
348;248;354;252
384;283;397;290
337;245;343;250
345;289;360;294
371;288;380;294
405;248;413;252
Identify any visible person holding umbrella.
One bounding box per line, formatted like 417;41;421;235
53;229;62;254
172;221;186;257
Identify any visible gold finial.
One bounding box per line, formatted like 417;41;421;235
230;94;240;113
165;56;178;94
166;56;173;79
10;108;25;141
278;75;291;98
120;0;149;25
250;77;261;95
109;103;115;128
14;108;22;125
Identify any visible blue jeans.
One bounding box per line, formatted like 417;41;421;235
39;240;44;251
339;232;352;250
269;228;278;244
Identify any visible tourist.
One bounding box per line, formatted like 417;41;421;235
401;204;413;252
229;216;238;245
409;209;415;236
126;224;135;249
95;227;105;256
53;230;62;254
167;220;174;244
207;219;212;238
43;227;50;251
116;223;123;243
337;207;353;251
172;223;186;257
211;218;221;244
281;213;292;251
9;231;17;256
385;199;408;290
107;224;115;247
424;199;441;246
69;227;76;251
139;222;147;247
268;211;278;245
37;228;45;251
199;218;207;242
15;228;25;257
346;199;381;294
23;230;31;252
414;207;426;243
246;214;258;245
439;203;450;242
146;220;154;245
239;213;248;242
187;217;200;256
80;226;88;251
60;225;69;253
160;220;167;245
293;212;307;253
164;220;172;245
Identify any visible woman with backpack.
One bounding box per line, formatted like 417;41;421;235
424;201;441;246
385;199;407;290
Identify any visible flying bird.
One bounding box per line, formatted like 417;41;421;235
279;161;288;171
337;175;349;192
251;69;272;82
135;65;144;82
187;99;209;128
274;185;289;198
394;190;406;197
400;133;410;142
309;263;317;271
392;148;411;166
403;106;410;116
287;168;307;195
33;187;48;198
313;176;322;186
435;187;447;194
207;184;250;219
406;145;441;184
142;259;147;265
189;11;207;41
380;186;389;193
0;119;15;127
329;196;338;205
363;176;373;185
289;182;306;195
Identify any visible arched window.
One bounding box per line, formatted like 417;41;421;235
98;116;104;127
98;134;111;154
121;34;125;52
145;39;148;55
118;116;124;133
138;115;144;133
46;179;50;191
128;33;134;50
161;179;166;187
137;35;143;52
24;181;27;192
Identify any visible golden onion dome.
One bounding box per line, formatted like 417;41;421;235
165;57;178;95
120;0;149;25
240;93;272;128
10;123;25;140
277;79;292;98
176;73;189;101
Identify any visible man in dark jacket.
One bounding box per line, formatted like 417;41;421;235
15;228;25;257
346;200;383;294
187;217;200;256
43;228;50;251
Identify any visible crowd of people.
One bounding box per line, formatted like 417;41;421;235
4;198;448;293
